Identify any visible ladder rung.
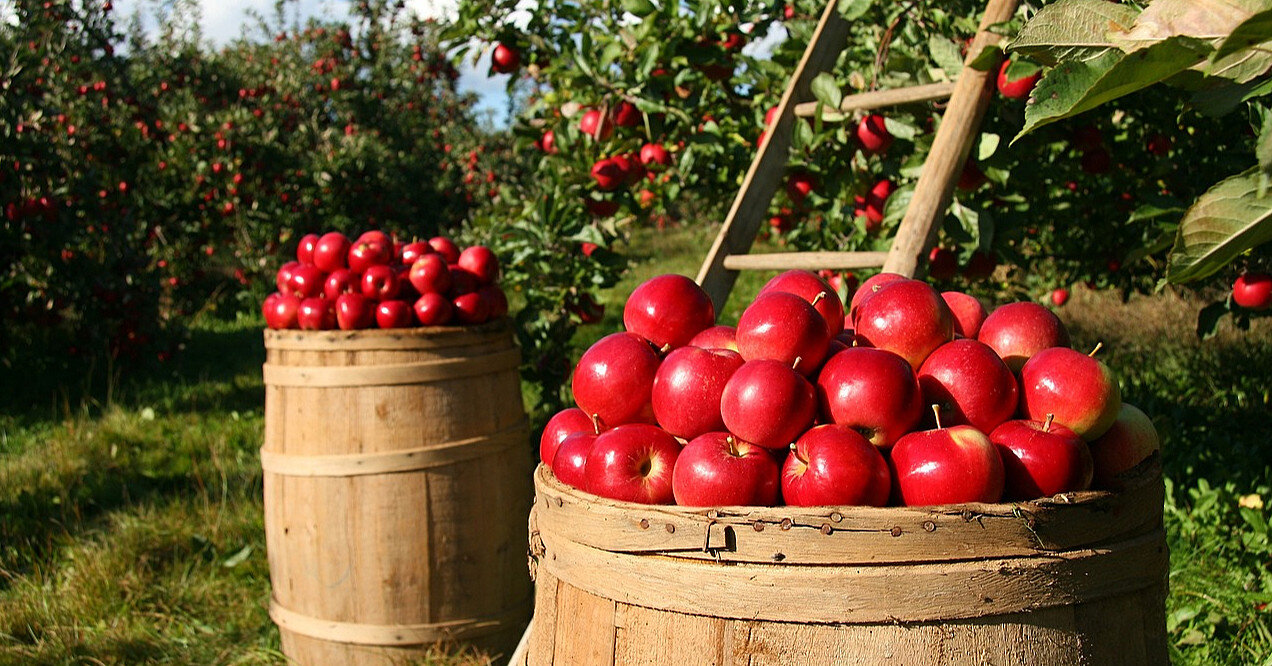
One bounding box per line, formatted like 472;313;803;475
793;81;956;118
722;251;888;272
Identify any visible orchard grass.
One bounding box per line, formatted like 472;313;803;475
2;224;1270;664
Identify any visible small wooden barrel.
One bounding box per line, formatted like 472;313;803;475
526;463;1168;665
262;321;532;665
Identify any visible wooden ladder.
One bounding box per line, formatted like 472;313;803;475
695;0;1020;312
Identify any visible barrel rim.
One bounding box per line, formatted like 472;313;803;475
263;317;512;350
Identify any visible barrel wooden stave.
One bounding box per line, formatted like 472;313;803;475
526;464;1169;666
263;323;531;665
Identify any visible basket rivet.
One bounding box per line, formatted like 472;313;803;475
780;518;793;530
665;523;676;534
890;526;903;537
773;552;786;562
707;509;720;520
830;512;843;523
820;524;833;535
923;521;937;533
639;519;650;530
753;522;765;532
555;497;563;507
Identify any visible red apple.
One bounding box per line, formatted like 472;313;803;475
263;292;301;329
688;325;738;351
816;347;923;448
572;332;661;427
917;339;1019;434
457;245;499;285
324;268;359;300
759;269;845;337
997;59;1040;100
313;231;351;273
540;407;598;469
612;100;641;127
785;171;817;204
276;261;300;295
584;424;681;504
852;278;955;370
296;233;320;265
453;291;490;324
399;240;432;265
990;416;1093;500
1088;403;1160;489
361;264;401;300
927;247;957;281
297;297;336;330
1019;346;1121;441
736;291;830;376
553;430;599;490
1233;272;1272;310
672;433;780;507
1050;288;1070;307
490;42;520;74
357;230;392;247
335;292;375;330
409;254;452;295
639;142;671;168
782;425;891;506
890;412;1005;505
651;346;744;440
414;292;453;326
856;114;892;154
941;291;987;338
590;157;625;191
848;271;906;318
288;263;326;299
579;108;614;140
480;284;509;319
428;236;461;263
622;274;716;352
375;299;414;329
977;301;1071;371
719;359;816;450
347;238;393;274
448;265;479;295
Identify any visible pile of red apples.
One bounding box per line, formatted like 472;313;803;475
263;230;507;330
540;271;1161;507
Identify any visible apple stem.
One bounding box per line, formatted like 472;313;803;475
812;291;826;307
1088;342;1104;358
931;404;943;429
1044;413;1055;431
590;413;604;435
659;342;672;355
792;356;803;371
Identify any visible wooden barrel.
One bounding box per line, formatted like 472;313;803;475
526;462;1168;665
262;321;533;665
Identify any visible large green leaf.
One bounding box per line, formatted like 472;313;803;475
1008;0;1140;65
1015;37;1210;139
1167;167;1272;283
1213;8;1272;60
1113;0;1264;51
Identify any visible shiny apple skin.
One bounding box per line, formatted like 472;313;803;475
583;424;681;504
782;425;891;506
552;431;599;490
571;332;661;427
760;269;846;337
990;418;1093;500
736;291;830;376
1088;403;1160;489
848;272;906;318
815;347;922;448
941;290;988;338
918;339;1020;434
540;407;597;469
853;278;955;370
1019;346;1121;441
651;347;744;440
977;301;1071;372
671;433;780;507
890;425;1005;506
688;325;738;351
622;274;716;352
719;359;816;450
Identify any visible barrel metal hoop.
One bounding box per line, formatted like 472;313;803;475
262;347;521;387
260;420;528;477
269;596;531;646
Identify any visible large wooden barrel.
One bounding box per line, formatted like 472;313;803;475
262;321;533;665
526;462;1168;665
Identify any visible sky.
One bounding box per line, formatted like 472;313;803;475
108;0;516;122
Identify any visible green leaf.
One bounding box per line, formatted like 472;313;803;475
977;133;1001;161
1009;0;1140;66
810;72;842;110
838;0;873;21
1258;109;1272;174
1167;166;1272;283
621;0;657;18
1114;0;1262;51
968;44;1003;72
1016;37;1210;139
929;36;964;76
1214;8;1272;60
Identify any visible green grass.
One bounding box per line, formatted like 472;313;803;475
2;223;1271;664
